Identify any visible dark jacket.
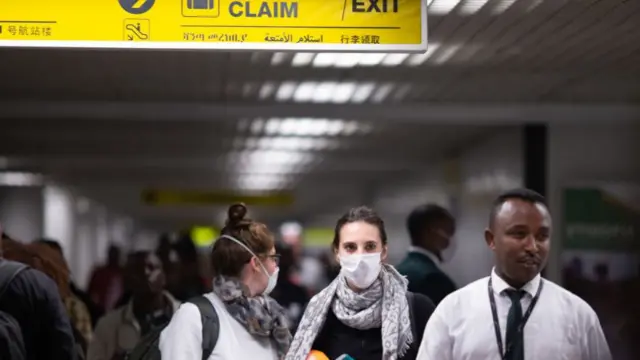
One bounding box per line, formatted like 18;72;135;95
311;292;434;360
396;251;457;306
0;263;77;360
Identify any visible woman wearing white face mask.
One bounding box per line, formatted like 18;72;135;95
159;203;292;360
287;206;436;360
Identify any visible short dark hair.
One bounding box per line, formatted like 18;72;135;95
332;206;387;251
489;188;548;226
406;204;455;246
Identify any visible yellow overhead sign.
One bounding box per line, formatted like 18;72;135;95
0;0;427;51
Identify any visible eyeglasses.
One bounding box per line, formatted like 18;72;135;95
266;254;281;265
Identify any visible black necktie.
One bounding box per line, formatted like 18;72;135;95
504;289;526;360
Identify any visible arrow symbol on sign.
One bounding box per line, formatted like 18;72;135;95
132;0;147;9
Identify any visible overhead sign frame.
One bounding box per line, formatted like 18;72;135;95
0;0;428;52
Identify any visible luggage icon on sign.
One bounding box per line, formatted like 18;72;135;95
182;0;219;17
188;0;213;9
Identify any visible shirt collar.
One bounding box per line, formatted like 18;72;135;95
490;267;541;298
409;246;442;268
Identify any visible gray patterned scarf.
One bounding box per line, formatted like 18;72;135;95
285;264;412;360
212;275;292;359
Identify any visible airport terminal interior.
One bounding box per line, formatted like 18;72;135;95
0;0;639;358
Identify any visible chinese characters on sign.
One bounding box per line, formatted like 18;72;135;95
2;24;53;37
341;34;381;44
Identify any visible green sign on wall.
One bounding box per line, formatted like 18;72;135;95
563;188;638;251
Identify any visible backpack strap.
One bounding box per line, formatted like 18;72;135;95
406;291;417;340
0;260;28;299
188;296;219;360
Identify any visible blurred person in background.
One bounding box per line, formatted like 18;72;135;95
155;234;182;298
286;206;434;360
270;241;310;333
318;250;340;283
171;234;209;301
29;240;93;356
397;204;457;305
281;223;328;296
417;189;611;360
160;203;291;359
87;244;124;312
0;226;78;360
36;238;101;330
88;251;178;360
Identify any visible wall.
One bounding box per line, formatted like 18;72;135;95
0;186;43;242
547;122;640;283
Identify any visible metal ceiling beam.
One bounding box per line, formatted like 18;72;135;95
1;101;638;124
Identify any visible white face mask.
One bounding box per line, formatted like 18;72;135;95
339;252;382;289
219;235;279;296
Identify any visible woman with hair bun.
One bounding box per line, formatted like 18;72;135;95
160;203;292;360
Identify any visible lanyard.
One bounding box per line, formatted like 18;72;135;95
488;276;544;360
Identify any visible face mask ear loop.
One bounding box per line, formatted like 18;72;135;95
220;234;269;276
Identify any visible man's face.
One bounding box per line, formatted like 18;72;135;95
485;199;551;285
426;220;454;251
127;253;165;297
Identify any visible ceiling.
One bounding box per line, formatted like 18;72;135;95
0;0;639;230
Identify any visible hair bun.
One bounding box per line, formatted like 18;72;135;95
227;203;248;225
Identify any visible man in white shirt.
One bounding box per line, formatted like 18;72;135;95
417;188;611;360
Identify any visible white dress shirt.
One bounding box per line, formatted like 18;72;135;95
417;268;611;360
159;292;278;360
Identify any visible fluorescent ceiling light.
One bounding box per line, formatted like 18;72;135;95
234;150;313;166
433;44;462;65
332;83;357;103
275;81;297;101
459;0;490;14
429;0;462;15
342;121;360;136
242;83;257;97
312;82;337;103
283;81;384;104
236;173;290;191
334;54;362;68
359;53;387;66
259;82;276;100
250;118;264;134
292;53;315;66
271;52;288;65
351;82;376;103
313;53;339;67
0;172;44;186
372;83;395;103
393;84;413;101
493;0;518;14
382;54;409;66
306;53;408;68
293;82;317;102
248;118;364;137
242;136;335;151
265;118;281;135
